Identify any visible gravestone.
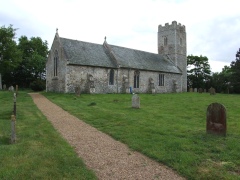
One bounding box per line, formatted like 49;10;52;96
173;80;178;93
206;103;226;136
132;94;140;108
204;89;206;93
149;78;155;94
209;87;216;95
189;88;193;92
194;88;197;92
198;88;203;93
75;85;81;96
8;86;14;92
123;75;130;93
3;84;6;90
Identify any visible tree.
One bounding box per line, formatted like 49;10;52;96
230;48;240;93
0;25;22;86
210;65;232;93
187;55;211;90
15;36;48;87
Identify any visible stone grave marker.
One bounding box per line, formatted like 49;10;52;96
189;88;193;92
194;88;197;92
75;85;81;96
3;84;6;90
198;88;203;93
8;86;14;92
132;94;140;108
206;103;226;136
209;87;216;95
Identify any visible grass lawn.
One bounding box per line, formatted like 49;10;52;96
43;92;240;180
0;91;96;179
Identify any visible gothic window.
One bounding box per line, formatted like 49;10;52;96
159;74;164;86
134;70;140;88
54;50;58;76
164;37;168;46
109;69;114;85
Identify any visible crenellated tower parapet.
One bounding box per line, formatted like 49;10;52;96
158;21;187;92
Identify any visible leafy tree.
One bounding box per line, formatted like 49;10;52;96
230;48;240;93
0;25;22;86
187;55;211;90
210;65;232;93
15;36;48;87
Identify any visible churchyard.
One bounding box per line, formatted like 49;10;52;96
1;91;240;179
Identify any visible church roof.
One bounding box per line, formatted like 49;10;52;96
60;37;181;74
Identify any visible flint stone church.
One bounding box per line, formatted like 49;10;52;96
46;21;187;94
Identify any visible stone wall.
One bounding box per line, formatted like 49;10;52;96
64;65;182;94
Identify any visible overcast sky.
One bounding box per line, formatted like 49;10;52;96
1;0;240;72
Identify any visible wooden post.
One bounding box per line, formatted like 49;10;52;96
11;115;16;143
16;85;18;96
13;93;16;116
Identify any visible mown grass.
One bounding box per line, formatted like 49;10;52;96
0;91;96;179
43;92;240;179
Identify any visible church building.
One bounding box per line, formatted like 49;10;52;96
46;21;187;94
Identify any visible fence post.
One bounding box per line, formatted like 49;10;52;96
13;93;16;116
16;85;18;97
11;115;16;143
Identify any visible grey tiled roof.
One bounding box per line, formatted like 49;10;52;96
60;37;116;68
60;37;181;74
109;45;181;74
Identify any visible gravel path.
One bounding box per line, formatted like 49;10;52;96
29;93;185;180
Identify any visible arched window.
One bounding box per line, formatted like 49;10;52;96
134;70;140;88
54;50;58;76
109;69;114;85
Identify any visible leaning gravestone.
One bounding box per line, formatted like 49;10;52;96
132;94;140;108
206;103;226;136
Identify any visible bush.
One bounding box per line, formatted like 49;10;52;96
30;79;46;91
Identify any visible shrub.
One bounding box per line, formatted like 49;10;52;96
30;79;46;91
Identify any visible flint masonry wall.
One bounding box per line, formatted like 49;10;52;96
64;65;181;94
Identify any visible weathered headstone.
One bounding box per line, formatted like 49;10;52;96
132;94;140;108
3;84;6;90
75;85;81;96
209;87;216;95
149;78;155;94
189;88;193;92
194;88;197;92
173;80;178;93
204;89;206;93
206;103;226;136
198;88;203;93
8;86;14;92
